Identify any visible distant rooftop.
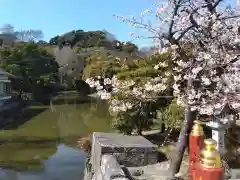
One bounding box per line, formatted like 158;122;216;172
0;68;15;77
0;33;18;41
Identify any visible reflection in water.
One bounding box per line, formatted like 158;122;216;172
44;144;86;180
0;141;56;171
0;144;86;180
0;94;112;180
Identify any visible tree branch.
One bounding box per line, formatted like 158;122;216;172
169;0;183;39
213;0;224;9
222;14;240;20
204;0;217;14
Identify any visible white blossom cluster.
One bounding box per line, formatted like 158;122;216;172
85;74;168;113
86;0;240;118
171;15;240;115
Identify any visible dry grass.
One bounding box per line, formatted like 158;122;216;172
76;134;92;153
41;45;57;55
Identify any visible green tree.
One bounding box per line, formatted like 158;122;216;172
48;30;139;53
1;43;59;103
122;42;138;55
49;35;60;45
114;102;155;135
37;40;48;45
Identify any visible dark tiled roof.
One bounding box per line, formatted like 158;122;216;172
0;68;14;77
0;33;18;41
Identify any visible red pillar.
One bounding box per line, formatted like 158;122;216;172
197;166;224;180
189;120;204;180
195;139;224;180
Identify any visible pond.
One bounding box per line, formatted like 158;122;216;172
0;92;112;180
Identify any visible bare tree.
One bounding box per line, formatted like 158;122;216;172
0;24;44;42
0;24;15;34
15;29;43;42
15;30;25;41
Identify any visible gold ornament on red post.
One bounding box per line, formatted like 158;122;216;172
195;139;224;180
191;120;204;136
200;139;222;168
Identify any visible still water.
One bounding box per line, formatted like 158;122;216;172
0;93;112;180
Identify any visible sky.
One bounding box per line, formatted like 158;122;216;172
0;0;237;47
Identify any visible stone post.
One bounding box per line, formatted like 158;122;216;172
206;121;226;156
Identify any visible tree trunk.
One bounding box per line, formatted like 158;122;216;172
168;77;196;176
168;105;196;176
137;128;142;135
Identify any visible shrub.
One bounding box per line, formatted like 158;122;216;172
163;99;184;129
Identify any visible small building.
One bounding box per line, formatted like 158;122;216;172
55;46;84;76
0;68;23;124
0;33;18;62
54;45;85;86
0;68;14;101
0;33;17;48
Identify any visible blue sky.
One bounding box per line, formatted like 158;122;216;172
0;0;237;47
0;0;157;46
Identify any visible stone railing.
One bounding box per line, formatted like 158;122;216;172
92;155;128;180
84;132;158;180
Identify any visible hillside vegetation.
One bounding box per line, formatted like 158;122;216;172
0;25;147;101
47;29;145;80
48;29;138;53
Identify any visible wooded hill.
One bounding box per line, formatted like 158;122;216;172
48;29;138;54
0;25;150;102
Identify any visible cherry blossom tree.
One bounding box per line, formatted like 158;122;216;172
86;0;240;175
85;52;175;134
